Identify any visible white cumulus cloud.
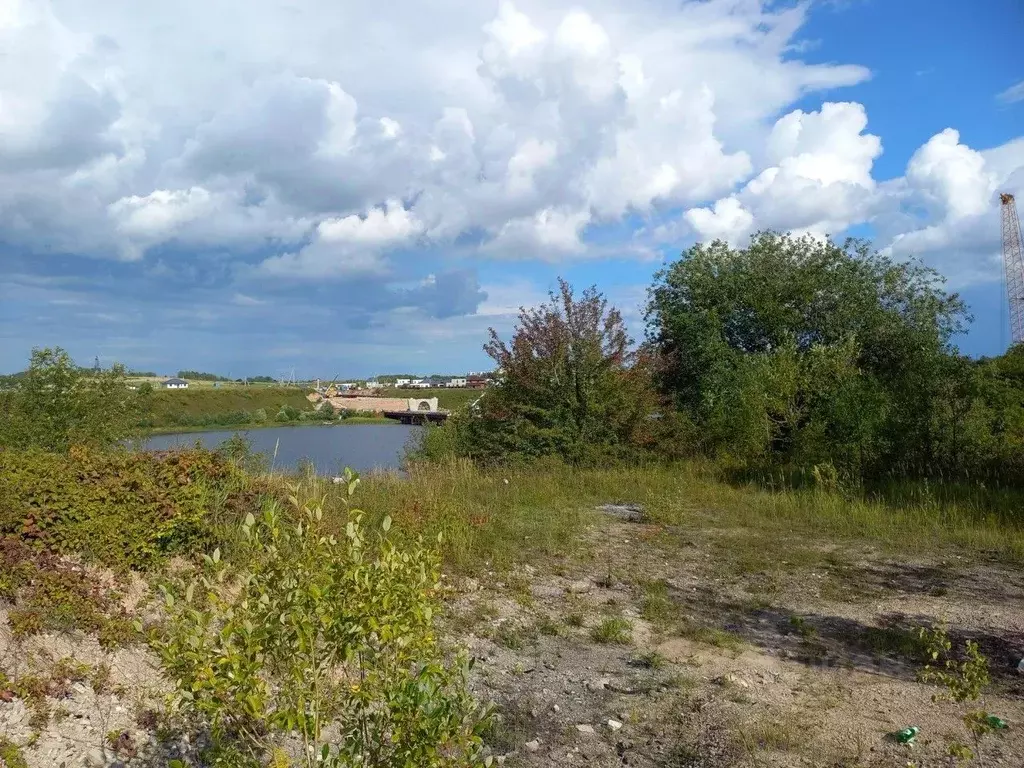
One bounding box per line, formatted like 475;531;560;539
0;0;1020;295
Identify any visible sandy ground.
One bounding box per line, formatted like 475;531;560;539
448;509;1024;767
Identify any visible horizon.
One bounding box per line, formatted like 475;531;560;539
2;0;1022;376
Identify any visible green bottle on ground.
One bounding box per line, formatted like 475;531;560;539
895;726;920;744
985;715;1008;730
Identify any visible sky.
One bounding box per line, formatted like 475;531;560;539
1;0;1022;378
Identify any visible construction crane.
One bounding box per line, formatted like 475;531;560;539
1001;193;1024;347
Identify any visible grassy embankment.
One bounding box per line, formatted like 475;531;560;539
141;386;481;433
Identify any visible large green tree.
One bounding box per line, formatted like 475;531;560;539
0;348;143;452
451;280;656;464
646;232;971;477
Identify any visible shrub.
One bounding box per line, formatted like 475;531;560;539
0;447;252;569
0;537;137;646
0;347;143;452
150;472;490;767
275;405;303;422
442;280;658;466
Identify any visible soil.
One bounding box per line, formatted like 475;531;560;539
449;509;1024;767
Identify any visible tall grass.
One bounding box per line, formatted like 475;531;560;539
298;459;1024;573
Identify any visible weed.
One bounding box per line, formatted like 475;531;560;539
630;650;667;670
495;621;536;650
789;615;817;639
591;617;632;645
450;600;499;633
565;610;585;628
663;672;698;691
861;624;930;661
742;715;807;752
639;581;676;626
535;615;564;636
505;574;534;607
0;738;28;768
90;663;112;695
678;622;744;651
918;625;1004;763
107;730;138;759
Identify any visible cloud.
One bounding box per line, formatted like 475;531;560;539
0;0;875;266
2;0;1023;373
684;101;882;243
874;132;1023;286
997;80;1024;104
231;293;265;306
257;200;421;278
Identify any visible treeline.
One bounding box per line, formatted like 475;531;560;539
429;232;1024;487
0;351;343;448
177;370;232;381
172;371;279;383
140;403;346;429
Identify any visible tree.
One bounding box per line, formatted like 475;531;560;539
0;348;143;452
646;232;971;478
453;279;655;464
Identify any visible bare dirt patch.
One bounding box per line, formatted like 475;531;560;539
449;511;1024;767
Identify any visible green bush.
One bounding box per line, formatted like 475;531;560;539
0;447;253;569
275;405;303;422
150;472;490;766
0;347;142;452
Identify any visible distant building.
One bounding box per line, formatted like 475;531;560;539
365;381;381;389
425;376;448;388
447;377;467;388
162;378;189;389
395;378;411;387
466;374;490;389
409;379;431;389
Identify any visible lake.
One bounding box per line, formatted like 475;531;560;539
141;424;421;475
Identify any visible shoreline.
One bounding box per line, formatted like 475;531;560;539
140;416;396;436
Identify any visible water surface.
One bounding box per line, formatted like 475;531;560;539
142;424;420;475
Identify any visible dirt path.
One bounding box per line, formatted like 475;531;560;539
449;507;1024;767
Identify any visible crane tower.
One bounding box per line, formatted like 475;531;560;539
1002;193;1024;347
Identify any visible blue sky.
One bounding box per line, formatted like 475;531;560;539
1;0;1022;376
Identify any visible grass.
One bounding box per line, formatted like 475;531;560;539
679;624;745;651
332;459;1024;580
591;617;633;644
639;581;676;626
145;386;312;421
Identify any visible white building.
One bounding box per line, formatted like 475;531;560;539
395;378;411;387
448;377;467;388
162;378;189;389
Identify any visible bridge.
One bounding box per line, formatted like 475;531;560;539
381;396;449;425
382;410;449;425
